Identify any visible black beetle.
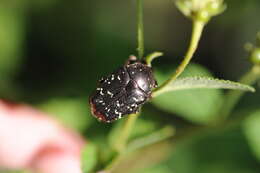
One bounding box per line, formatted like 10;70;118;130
89;56;157;123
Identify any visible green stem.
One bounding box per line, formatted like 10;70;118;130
104;124;174;172
114;114;139;152
153;20;205;97
110;0;144;153
104;114;138;172
145;52;163;66
104;154;123;172
111;0;144;152
125;126;175;154
137;0;144;58
219;65;260;120
104;2;145;170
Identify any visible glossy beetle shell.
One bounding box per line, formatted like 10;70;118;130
89;56;157;123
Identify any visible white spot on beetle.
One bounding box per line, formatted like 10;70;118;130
118;113;122;119
107;91;113;97
116;100;120;107
100;90;104;96
131;104;137;108
117;75;121;80
133;97;138;102
115;109;119;114
127;106;133;111
111;74;115;80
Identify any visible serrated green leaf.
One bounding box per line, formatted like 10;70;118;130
156;76;255;95
81;143;98;173
243;110;260;161
152;64;223;124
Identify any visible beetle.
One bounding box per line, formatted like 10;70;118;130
89;55;157;123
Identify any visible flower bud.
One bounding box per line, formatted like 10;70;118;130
245;31;260;65
175;0;226;23
249;48;260;65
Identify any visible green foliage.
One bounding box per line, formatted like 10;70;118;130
110;141;172;173
0;0;259;173
108;116;159;151
39;98;93;131
156;76;254;94
126;126;175;154
81;143;98;173
152;64;223;124
243;110;260;161
136;127;259;173
0;5;25;98
0;7;24;77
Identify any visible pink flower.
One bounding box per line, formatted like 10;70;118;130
0;100;85;173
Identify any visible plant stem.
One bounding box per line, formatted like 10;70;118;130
114;114;139;152
113;0;145;151
219;65;260;120
104;114;138;172
145;52;163;66
125;126;175;154
103;2;145;171
104;123;174;172
153;20;205;97
111;0;144;154
137;0;144;58
103;20;205;172
111;0;144;153
103;154;123;172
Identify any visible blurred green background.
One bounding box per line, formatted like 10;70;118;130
1;0;260;172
